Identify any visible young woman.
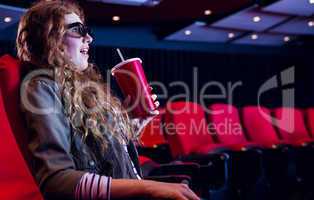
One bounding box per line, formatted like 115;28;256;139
17;1;199;200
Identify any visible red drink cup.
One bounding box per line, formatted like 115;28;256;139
111;58;156;118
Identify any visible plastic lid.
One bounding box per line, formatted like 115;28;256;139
111;58;142;73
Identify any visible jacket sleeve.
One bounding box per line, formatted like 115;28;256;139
21;77;85;200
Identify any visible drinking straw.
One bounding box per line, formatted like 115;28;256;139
116;48;125;62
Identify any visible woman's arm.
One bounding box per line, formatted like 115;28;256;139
75;173;200;200
21;76;86;199
111;179;200;200
74;171;200;200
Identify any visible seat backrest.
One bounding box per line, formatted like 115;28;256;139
242;106;280;147
0;55;24;129
208;103;247;145
139;109;167;148
305;108;314;138
272;107;309;144
164;101;214;158
0;89;43;200
0;54;21;115
0;54;32;160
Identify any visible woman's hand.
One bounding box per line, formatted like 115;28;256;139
143;180;200;200
111;179;200;200
123;93;160;136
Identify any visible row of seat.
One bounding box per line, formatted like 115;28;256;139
138;102;314;199
141;102;314;156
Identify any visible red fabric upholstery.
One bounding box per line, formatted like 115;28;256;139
139;109;167;147
164;102;218;158
242;106;281;148
0;54;43;199
0;54;29;152
273;107;311;146
305;108;314;138
138;155;154;165
0;54;21;117
0;89;43;200
208;104;254;150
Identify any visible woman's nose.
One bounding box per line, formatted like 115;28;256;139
84;33;93;44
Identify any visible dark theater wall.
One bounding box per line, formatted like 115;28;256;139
90;46;314;109
1;41;313;109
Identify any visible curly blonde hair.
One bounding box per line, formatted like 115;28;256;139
17;0;135;151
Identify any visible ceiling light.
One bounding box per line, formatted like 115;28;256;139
251;34;258;40
308;21;314;27
4;17;12;23
151;0;160;5
309;0;314;4
283;36;290;42
253;16;261;23
228;32;235;38
204;10;212;15
184;30;192;35
112;16;120;21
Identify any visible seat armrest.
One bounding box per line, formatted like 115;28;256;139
179;153;230;189
148;162;200;178
137;144;172;163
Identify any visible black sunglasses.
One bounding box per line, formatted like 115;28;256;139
66;22;92;38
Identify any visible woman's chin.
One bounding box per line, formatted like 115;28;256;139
72;63;88;72
84;61;89;68
81;63;89;71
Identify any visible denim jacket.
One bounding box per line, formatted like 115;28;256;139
21;74;142;200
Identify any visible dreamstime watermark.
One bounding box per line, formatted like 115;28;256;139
20;66;295;134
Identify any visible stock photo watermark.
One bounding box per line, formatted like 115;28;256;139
20;66;295;135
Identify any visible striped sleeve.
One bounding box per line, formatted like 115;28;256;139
75;173;111;200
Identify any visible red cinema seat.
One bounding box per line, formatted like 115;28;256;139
0;54;21;126
0;88;43;200
0;54;30;156
163;101;230;196
163;101;224;158
273;107;312;146
139;108;167;148
242;106;283;148
208;104;265;198
304;108;314;139
208;103;258;151
0;54;43;199
242;106;303;198
273;107;314;187
138;109;172;163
